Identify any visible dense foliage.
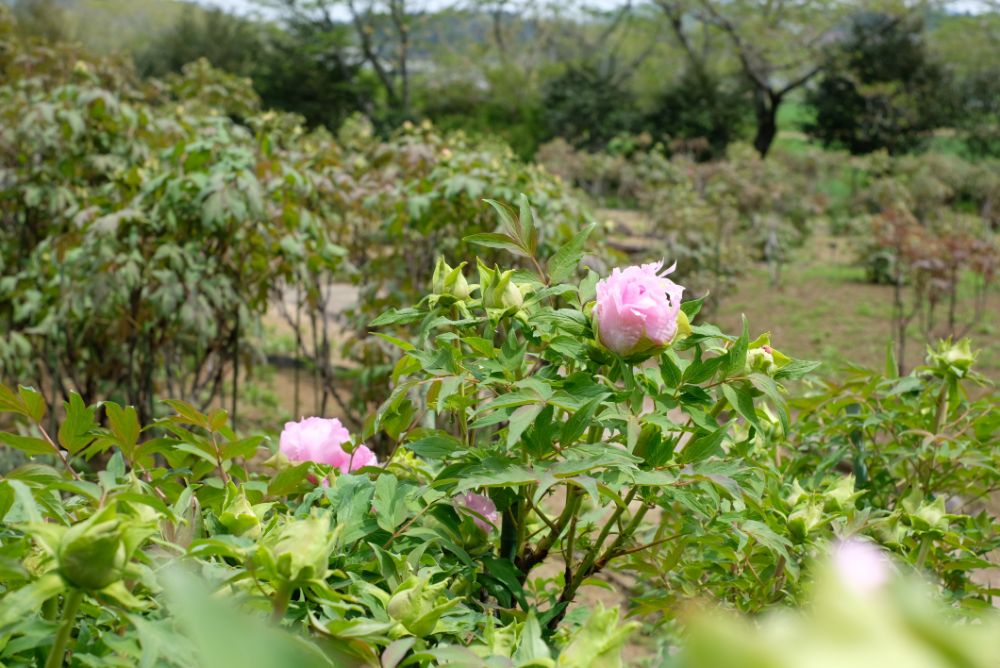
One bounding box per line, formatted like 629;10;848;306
19;0;1000;159
807;13;954;155
1;201;998;665
0;25;597;432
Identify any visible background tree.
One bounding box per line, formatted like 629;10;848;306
657;0;864;157
11;0;66;41
645;68;751;159
540;63;639;149
929;8;1000;156
136;7;261;78
806;12;954;154
264;0;432;122
138;7;370;129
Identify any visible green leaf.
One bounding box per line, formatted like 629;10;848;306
463;233;526;257
508;404;543;447
0;432;52;456
161;399;208;429
660;352;683;388
369;307;426;328
106;403;141;459
720;383;761;432
547;222;596;283
372;332;415;351
0;385;25;416
18;386;46;422
222;436;263;460
560;396;605;446
681;296;706;319
724;316;749;378
518;193;538;253
483;198;518;233
773;359;822;380
58;392;97;455
474;390;541;416
0;573;65;634
481;556;529;611
373;474;409;532
268;463;313;497
454;459;538;492
748;373;789;434
680;426;728;464
885;340;898;379
512;610;550;663
0;481;13;522
405;432;464;460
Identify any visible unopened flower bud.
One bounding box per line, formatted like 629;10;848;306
478;262;526;310
387;572;460;637
823;475;861;512
432;258;471;300
59;519;127;591
268;517;334;583
926;339;975;378
745;335;791;376
219;488;261;539
788;503;825;542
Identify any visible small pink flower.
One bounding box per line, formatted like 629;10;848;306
279;417;377;474
456;492;499;532
832;538;890;594
594;261;684;357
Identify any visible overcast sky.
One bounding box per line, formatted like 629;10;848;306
199;0;990;17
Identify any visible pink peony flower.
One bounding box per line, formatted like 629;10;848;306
455;492;499;532
594;261;684;357
832;538;890;595
279;417;377;474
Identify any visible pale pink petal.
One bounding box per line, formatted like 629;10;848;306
456;492;499;532
594;261;685;356
832;538;890;595
342;444;378;473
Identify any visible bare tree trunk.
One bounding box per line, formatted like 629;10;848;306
753;89;780;158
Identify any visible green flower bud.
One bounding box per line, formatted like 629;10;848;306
744;334;791;376
745;347;778;375
926;339;975;378
432;258;471;301
788;503;825;543
478;261;526;310
558;604;640;668
268;517;334;583
59;518;127;591
785;479;807;508
482;616;518;658
387;572;460;637
219;488;261;539
909;496;948;533
823;475;862;512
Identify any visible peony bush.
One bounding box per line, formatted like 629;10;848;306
0;199;998;667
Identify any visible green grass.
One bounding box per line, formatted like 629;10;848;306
777;100;816;133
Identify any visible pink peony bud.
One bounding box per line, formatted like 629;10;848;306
455;492;499;532
279;417;377;474
594;261;684;357
832;538;890;595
